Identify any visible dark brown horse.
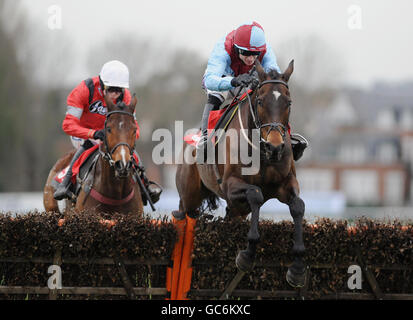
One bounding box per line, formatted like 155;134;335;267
176;60;307;287
44;95;143;216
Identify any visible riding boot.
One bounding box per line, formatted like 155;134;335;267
291;133;309;161
196;95;222;159
139;170;162;205
144;176;162;204
53;140;93;200
132;152;162;205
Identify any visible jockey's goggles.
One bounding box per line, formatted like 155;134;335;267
106;86;124;93
238;49;261;56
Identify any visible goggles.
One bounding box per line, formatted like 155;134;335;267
106;86;124;93
238;48;261;56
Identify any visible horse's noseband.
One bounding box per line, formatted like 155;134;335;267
260;122;287;140
101;110;136;168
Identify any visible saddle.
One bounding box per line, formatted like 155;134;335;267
184;89;252;146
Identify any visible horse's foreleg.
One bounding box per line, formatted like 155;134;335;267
225;177;264;272
277;176;307;287
245;186;264;253
286;195;307;287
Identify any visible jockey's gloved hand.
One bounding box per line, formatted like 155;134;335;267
93;130;105;141
250;70;260;90
231;74;255;87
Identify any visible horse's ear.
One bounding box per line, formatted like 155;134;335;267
128;94;137;113
255;59;267;82
104;92;116;112
282;59;294;82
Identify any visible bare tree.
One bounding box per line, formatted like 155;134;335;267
86;34;172;87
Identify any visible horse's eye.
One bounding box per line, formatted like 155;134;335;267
107;127;111;133
257;99;262;106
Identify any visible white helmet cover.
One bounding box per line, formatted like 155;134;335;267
99;60;130;88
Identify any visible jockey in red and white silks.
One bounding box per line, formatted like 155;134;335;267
54;61;162;203
63;63;139;148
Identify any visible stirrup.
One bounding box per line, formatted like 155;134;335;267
147;181;162;204
290;133;308;161
53;145;87;200
291;133;309;147
53;184;74;201
196;134;208;150
196;134;212;164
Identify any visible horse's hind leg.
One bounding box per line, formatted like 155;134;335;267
44;170;59;213
224;177;264;272
176;160;204;218
43;150;75;214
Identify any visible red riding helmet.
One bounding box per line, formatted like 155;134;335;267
233;21;267;53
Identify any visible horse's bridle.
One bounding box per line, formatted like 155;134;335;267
100;110;136;167
245;79;290;146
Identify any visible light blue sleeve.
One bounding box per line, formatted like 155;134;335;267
203;38;234;91
261;43;281;73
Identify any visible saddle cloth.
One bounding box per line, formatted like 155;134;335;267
54;144;140;184
52;143;141;200
54;144;100;184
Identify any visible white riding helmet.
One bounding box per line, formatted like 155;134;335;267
99;60;130;88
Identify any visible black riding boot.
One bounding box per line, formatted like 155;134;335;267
141;172;162;205
291;133;309;161
196;95;222;157
53;141;92;200
133;152;162;205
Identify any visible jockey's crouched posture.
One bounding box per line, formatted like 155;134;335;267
53;60;162;204
198;21;308;161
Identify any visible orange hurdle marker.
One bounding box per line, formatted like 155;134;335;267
176;215;196;300
165;212;187;300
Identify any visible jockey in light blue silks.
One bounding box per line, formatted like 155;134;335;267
198;21;308;161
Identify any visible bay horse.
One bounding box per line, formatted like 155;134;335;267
176;60;307;287
43;94;143;216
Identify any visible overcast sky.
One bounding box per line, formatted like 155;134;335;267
18;0;413;88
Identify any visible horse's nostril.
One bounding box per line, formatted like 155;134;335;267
115;161;124;171
264;142;285;162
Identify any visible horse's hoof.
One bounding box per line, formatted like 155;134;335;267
236;250;255;272
286;268;307;288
